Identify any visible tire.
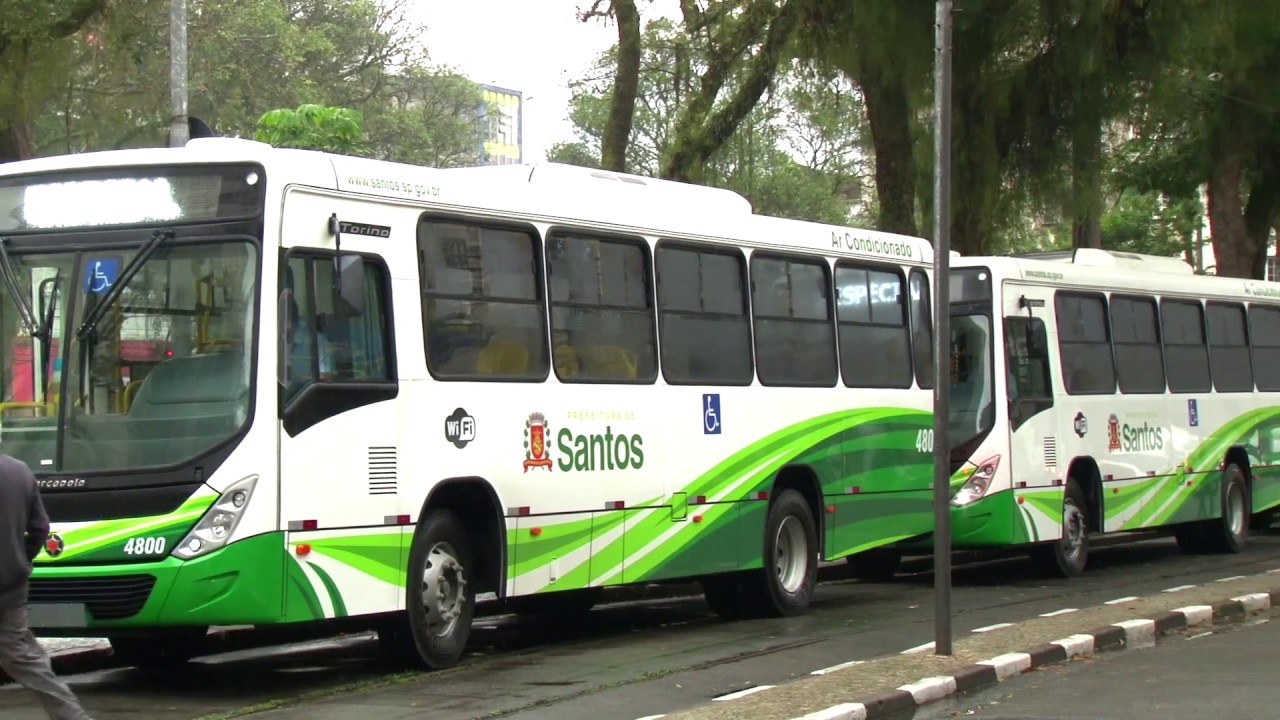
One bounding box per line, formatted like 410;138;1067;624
384;508;476;670
1035;479;1089;578
846;549;902;581
505;586;603;618
1203;463;1248;554
755;489;819;617
109;627;207;669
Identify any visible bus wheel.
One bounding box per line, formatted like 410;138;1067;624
402;509;475;669
1037;479;1088;578
506;587;603;619
109;627;207;670
756;489;819;617
846;549;902;581
1205;463;1249;554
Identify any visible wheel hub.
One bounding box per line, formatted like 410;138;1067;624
1227;483;1245;537
421;541;467;637
774;516;809;594
1062;500;1086;563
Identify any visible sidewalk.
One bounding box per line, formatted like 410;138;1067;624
916;607;1280;719
654;570;1280;720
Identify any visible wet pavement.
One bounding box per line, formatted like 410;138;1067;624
914;607;1280;719
6;530;1280;720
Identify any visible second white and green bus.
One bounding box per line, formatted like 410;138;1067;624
921;249;1280;577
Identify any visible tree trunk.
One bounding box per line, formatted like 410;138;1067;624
0;121;33;164
601;0;641;172
860;76;916;236
1070;97;1103;249
1207;153;1258;278
1242;159;1280;279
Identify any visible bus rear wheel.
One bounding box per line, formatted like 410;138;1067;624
700;489;818;620
381;508;476;670
1178;463;1248;555
755;489;819;617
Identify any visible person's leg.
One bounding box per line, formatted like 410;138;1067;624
0;605;92;720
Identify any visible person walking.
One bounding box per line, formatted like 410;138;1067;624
0;454;93;720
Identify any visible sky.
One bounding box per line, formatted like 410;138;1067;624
412;1;680;163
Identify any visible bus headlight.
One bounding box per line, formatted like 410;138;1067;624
951;456;1000;507
172;474;259;560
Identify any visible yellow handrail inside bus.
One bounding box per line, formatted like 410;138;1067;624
0;401;54;418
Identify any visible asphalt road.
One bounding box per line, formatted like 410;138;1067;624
6;530;1280;720
914;606;1280;719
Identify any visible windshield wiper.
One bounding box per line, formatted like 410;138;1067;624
0;236;47;342
76;228;173;342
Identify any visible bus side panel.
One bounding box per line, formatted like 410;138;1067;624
508;511;596;594
827;405;934;561
281;526;407;621
1252;414;1280;513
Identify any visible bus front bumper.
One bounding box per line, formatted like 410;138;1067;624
28;532;290;634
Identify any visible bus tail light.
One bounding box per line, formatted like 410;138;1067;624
951;456;1001;507
172;474;259;560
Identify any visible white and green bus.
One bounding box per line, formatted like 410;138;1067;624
926;249;1280;577
8;139;945;670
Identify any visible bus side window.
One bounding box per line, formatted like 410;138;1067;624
1005;317;1053;430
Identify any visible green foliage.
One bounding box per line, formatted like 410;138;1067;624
254;104;364;154
1100;191;1196;257
15;0;486;168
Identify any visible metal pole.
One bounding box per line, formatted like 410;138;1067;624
169;0;189;148
930;0;955;657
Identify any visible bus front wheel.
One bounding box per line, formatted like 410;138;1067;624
1035;479;1089;578
382;508;476;670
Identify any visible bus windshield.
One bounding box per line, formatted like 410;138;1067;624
950;314;994;447
949;267;995;451
0;166;262;475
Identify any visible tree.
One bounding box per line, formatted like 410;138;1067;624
801;0;932;236
661;0;804;182
1116;0;1280;278
580;0;643;172
556;17;870;225
20;0;487;170
253;104;364;154
361;66;490;168
0;0;109;162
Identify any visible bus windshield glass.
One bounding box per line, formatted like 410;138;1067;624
0;165;262;474
949;267;994;450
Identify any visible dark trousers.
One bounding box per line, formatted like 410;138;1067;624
0;604;92;720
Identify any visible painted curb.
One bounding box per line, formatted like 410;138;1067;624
789;589;1276;720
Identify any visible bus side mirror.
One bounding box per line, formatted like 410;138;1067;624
334;254;365;318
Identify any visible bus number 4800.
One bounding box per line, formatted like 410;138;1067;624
915;429;934;454
123;536;168;555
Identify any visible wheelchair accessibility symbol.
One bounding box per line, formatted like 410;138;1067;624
82;257;119;294
703;393;721;435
